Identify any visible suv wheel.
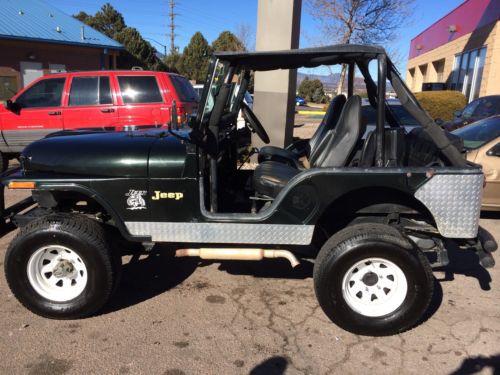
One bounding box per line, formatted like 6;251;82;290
313;223;434;336
5;214;120;319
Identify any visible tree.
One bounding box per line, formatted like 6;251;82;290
79;3;126;38
115;27;166;71
298;78;325;102
74;4;167;71
164;50;182;74
308;0;414;93
178;32;212;83
235;23;254;51
212;31;245;52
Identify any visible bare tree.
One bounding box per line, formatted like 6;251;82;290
235;23;255;51
308;0;414;94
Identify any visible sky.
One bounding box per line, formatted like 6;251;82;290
49;0;464;73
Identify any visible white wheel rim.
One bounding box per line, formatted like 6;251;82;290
27;245;88;302
341;257;408;317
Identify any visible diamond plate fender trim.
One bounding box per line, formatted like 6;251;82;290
414;174;483;238
124;222;315;245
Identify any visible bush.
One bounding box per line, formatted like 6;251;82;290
414;91;467;121
299;78;324;103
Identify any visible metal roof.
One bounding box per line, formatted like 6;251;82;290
0;0;123;49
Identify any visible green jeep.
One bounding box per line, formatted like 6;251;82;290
1;45;496;336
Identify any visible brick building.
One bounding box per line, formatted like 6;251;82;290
406;0;500;102
0;0;123;102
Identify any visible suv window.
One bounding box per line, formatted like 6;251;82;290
15;78;65;108
118;76;163;104
170;75;199;102
69;76;112;106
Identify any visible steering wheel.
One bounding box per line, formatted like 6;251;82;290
241;102;270;144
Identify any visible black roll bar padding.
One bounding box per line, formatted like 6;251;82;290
375;54;387;167
387;61;468;167
347;62;354;98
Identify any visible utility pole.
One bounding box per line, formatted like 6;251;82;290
168;0;176;54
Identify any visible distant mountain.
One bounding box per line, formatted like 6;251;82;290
297;72;366;93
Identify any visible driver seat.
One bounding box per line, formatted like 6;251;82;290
257;94;347;167
253;95;363;198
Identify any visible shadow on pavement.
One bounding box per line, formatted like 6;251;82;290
436;241;493;291
103;245;198;314
250;356;288;375
449;355;500;375
217;258;313;280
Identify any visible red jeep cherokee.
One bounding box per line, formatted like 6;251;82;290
0;70;199;171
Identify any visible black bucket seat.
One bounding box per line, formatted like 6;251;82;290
257;94;347;167
253;95;363;198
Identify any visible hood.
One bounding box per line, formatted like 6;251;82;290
22;130;187;178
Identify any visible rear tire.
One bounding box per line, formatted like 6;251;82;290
5;214;119;319
313;223;434;336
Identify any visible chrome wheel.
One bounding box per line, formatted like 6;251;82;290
27;245;88;302
341;257;408;317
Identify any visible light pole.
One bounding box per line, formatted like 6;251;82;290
144;37;167;57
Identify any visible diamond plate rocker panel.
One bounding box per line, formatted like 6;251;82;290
125;222;315;245
414;174;483;238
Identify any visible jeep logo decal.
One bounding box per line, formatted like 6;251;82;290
152;191;184;201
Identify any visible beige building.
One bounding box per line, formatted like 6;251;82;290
406;0;500;102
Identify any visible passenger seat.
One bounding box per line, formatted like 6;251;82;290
254;95;363;198
257;95;347;167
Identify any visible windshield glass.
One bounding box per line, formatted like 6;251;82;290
201;60;230;120
453;116;500;149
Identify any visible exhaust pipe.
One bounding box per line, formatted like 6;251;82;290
175;248;300;268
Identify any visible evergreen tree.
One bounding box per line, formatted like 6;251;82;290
179;32;212;82
212;31;245;52
164;50;182;74
298;78;324;103
85;3;126;38
74;4;167;71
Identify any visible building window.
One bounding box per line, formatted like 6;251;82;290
0;76;18;102
450;47;487;102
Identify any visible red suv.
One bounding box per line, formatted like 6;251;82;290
0;70;199;171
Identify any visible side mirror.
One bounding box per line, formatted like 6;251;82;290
453;110;462;118
6;99;20;112
486;143;500;157
434;118;444;126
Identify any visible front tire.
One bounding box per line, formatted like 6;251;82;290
5;214;119;319
313;223;434;336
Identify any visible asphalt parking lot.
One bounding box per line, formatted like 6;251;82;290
0;192;499;375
